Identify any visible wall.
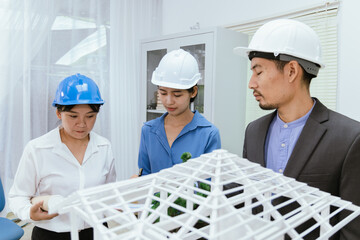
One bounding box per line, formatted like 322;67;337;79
337;0;360;121
162;0;360;122
163;0;325;34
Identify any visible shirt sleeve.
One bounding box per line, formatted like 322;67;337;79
47;195;65;214
138;127;151;175
204;127;221;154
105;144;117;183
8;144;37;222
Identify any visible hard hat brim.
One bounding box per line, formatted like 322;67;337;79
151;77;200;90
233;46;325;69
233;46;278;59
233;46;252;58
52;100;105;107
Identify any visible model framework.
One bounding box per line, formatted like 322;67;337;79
52;150;360;240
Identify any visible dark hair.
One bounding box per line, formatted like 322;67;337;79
271;59;313;87
187;85;198;103
56;104;101;113
157;85;198;103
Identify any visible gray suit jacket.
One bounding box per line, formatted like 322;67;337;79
243;99;360;240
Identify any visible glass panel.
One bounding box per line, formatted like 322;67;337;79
181;44;205;113
146;49;167;121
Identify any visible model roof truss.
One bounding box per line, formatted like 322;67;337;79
53;150;360;240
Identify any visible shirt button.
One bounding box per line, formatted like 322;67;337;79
281;143;286;147
279;169;283;173
284;124;288;128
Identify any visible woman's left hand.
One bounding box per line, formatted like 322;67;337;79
31;195;51;211
30;200;58;221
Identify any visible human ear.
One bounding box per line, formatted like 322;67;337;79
56;110;61;120
191;86;198;98
287;61;300;83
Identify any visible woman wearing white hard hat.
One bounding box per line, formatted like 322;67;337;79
137;49;221;176
9;74;116;240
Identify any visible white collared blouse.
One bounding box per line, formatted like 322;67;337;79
9;127;116;232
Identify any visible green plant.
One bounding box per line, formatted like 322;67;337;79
181;152;192;162
151;152;211;220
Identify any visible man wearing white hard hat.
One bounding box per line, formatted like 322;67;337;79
136;49;221;176
234;19;360;239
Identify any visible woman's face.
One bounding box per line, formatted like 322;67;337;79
56;104;98;140
158;86;197;117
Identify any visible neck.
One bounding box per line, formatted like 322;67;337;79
59;128;89;146
277;97;314;123
165;109;194;127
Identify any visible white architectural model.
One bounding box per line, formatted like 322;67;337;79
52;150;360;240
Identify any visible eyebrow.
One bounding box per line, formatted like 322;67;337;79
250;64;262;71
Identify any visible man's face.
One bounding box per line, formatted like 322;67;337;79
249;57;291;110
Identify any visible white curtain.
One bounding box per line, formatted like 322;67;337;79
0;0;163;214
0;0;56;215
109;0;162;180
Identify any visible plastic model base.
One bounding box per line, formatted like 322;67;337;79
53;150;360;240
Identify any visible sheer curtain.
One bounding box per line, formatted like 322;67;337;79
0;0;56;215
109;0;162;180
0;0;163;215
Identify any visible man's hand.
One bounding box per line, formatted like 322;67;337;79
30;199;58;221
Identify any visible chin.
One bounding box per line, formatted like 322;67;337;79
167;111;179;116
73;133;89;139
259;103;277;110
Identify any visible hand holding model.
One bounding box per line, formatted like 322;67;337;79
30;196;58;220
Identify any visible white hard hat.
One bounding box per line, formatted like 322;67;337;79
151;49;201;89
234;19;325;76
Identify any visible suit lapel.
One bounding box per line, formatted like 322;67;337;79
255;112;276;167
284;99;329;179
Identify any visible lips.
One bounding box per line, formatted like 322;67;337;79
253;91;262;101
166;107;176;112
253;90;260;96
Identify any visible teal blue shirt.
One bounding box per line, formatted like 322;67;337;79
138;111;221;175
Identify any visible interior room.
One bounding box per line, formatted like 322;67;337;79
1;0;359;239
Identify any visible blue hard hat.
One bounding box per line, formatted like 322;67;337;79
52;73;105;107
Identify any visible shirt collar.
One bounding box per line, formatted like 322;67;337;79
147;110;212;133
275;99;316;128
34;126;107;149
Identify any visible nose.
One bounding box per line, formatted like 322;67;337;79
248;73;258;89
164;94;175;105
76;116;86;127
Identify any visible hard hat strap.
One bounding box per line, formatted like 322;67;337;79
279;54;320;77
249;51;320;77
248;51;281;61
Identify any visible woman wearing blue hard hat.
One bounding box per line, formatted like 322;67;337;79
9;73;116;240
136;49;221;176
